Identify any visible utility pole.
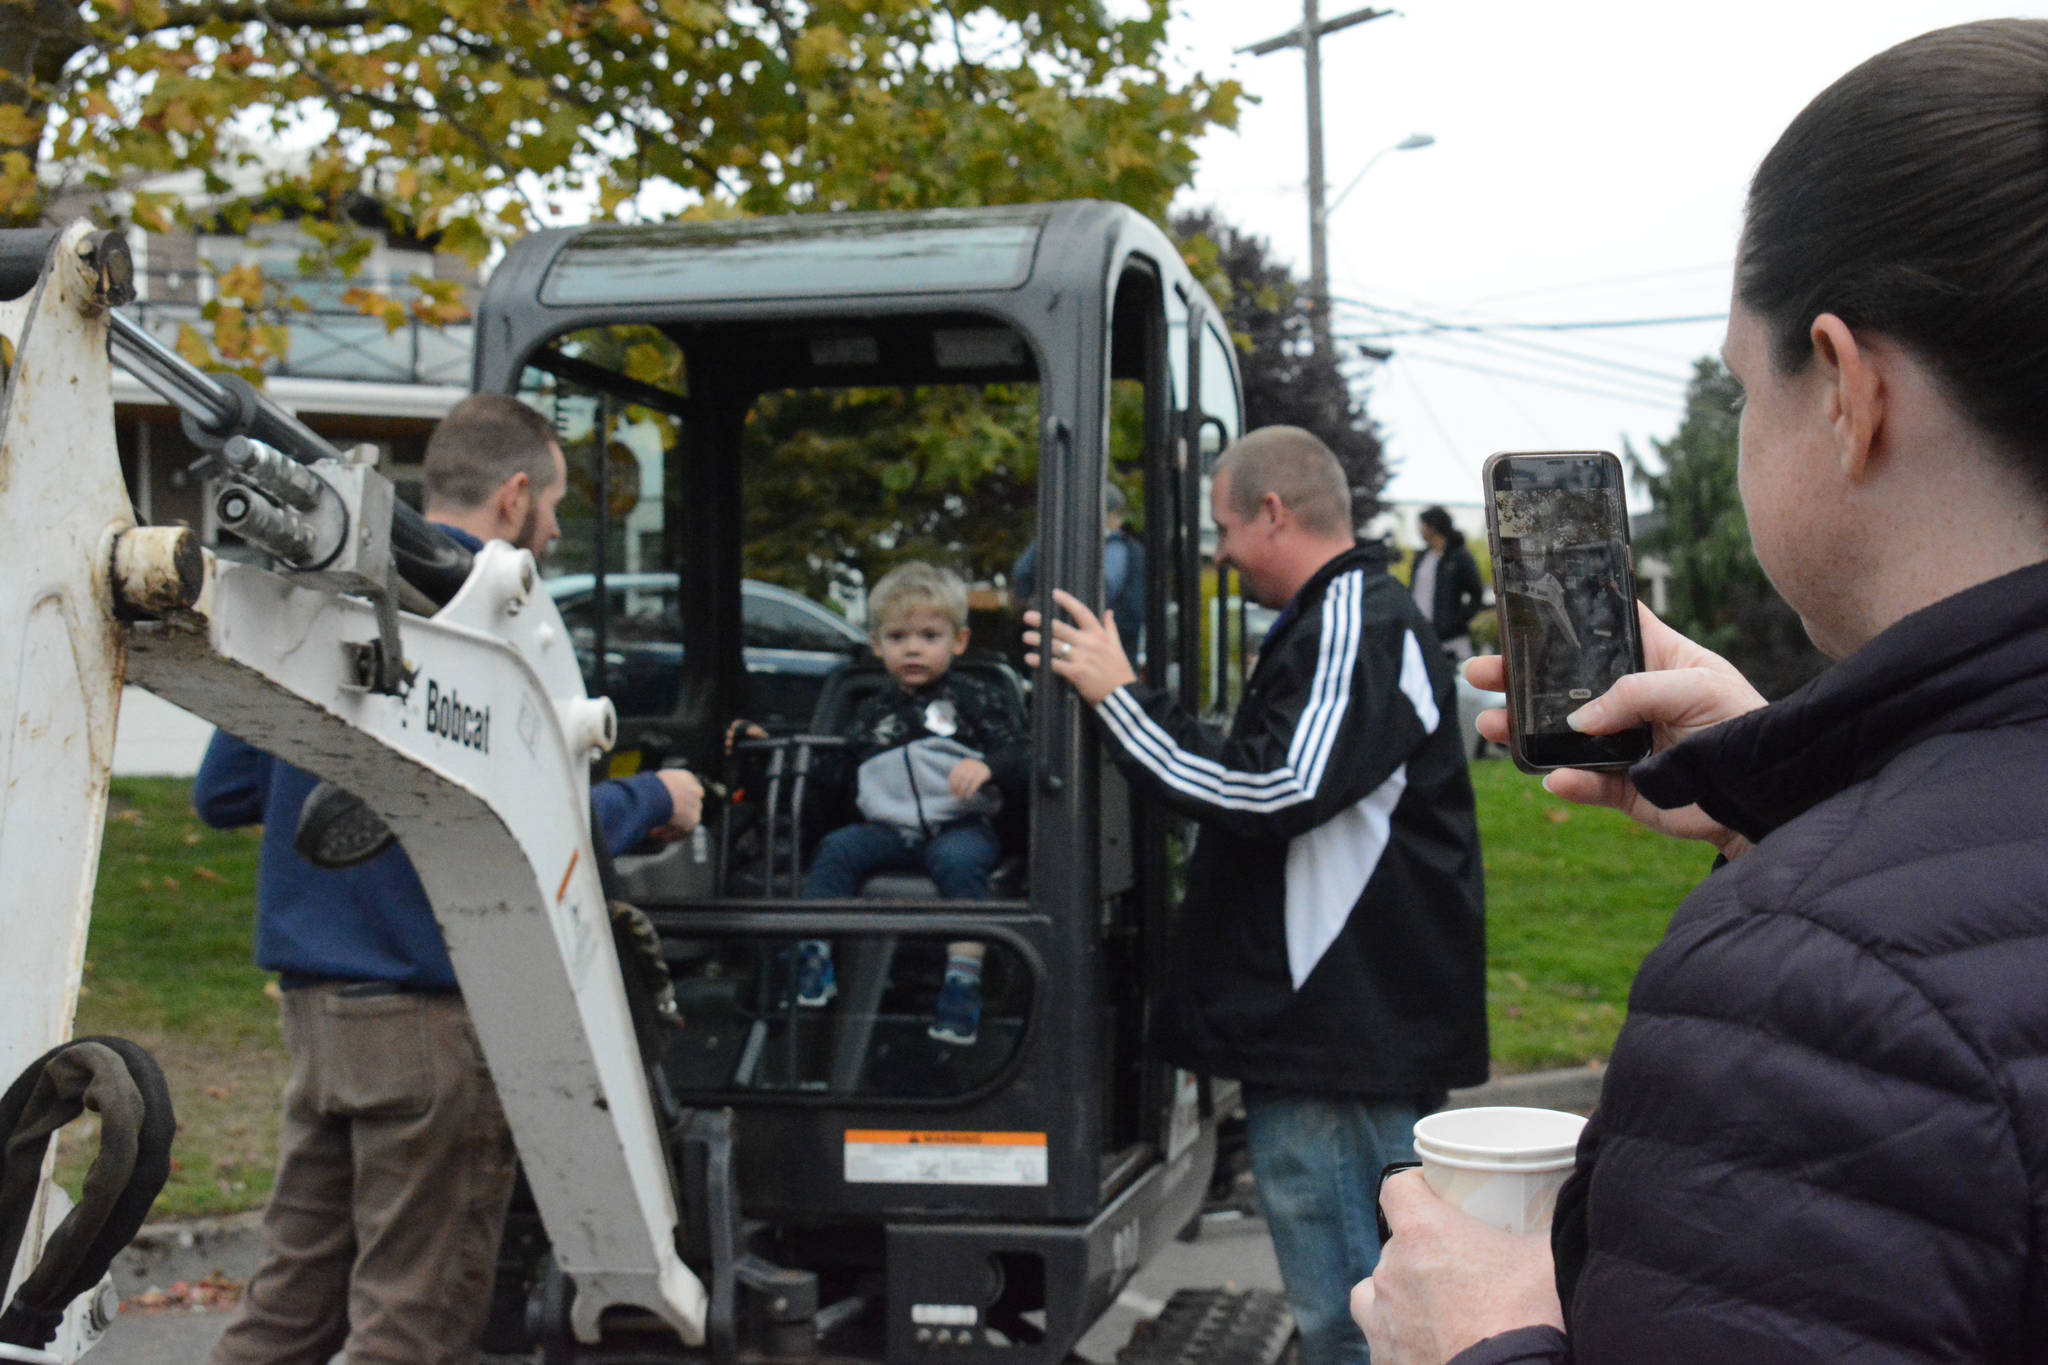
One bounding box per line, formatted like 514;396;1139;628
1240;4;1393;362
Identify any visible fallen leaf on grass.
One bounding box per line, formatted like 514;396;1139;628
113;809;144;825
1544;809;1571;825
159;876;181;892
204;1085;229;1100
192;866;224;883
263;981;284;1003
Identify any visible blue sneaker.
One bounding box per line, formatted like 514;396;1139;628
794;940;837;1007
928;973;981;1046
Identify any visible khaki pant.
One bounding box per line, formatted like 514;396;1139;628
207;986;518;1365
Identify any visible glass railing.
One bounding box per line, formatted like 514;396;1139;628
124;295;474;387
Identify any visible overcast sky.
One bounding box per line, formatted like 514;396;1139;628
1163;1;2030;514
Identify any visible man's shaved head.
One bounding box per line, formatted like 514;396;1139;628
1214;426;1353;538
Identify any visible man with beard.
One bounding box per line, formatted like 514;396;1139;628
195;394;704;1365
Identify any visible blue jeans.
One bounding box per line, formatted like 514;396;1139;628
802;819;1000;900
1244;1090;1423;1365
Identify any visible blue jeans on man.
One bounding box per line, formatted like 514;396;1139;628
1243;1089;1423;1365
802;818;1000;900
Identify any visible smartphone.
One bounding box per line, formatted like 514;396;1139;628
1480;451;1651;773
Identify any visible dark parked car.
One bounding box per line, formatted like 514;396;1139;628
547;574;869;731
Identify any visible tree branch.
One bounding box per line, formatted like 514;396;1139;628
136;0;387;35
246;0;542;221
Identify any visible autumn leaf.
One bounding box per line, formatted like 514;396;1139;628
342;287;408;333
215;263;265;308
0;106;41;144
173;323;211;368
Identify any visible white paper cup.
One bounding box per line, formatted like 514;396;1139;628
1411;1105;1587;1234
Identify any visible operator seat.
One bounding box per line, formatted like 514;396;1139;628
805;652;1029;899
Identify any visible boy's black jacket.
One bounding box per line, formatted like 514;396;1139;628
809;667;1028;824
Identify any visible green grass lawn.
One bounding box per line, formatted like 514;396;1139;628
63;779;284;1220
1470;760;1710;1070
70;766;1710;1219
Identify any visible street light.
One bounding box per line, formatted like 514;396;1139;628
1327;132;1436;217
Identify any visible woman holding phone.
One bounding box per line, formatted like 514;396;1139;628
1357;20;2048;1364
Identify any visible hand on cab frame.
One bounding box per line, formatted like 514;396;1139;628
1465;602;1766;859
1022;590;1136;707
725;717;769;754
1352;1170;1562;1365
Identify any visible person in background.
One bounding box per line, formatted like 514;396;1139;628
197;394;704;1365
1013;482;1146;658
1026;426;1486;1365
1358;20;2048;1364
1411;506;1485;664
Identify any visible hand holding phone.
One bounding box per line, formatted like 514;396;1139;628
1464;605;1768;854
1481;451;1650;772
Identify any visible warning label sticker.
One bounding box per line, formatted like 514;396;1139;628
843;1130;1049;1186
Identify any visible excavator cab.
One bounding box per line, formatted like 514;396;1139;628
471;203;1266;1363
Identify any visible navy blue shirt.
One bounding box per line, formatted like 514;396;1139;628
192;525;677;991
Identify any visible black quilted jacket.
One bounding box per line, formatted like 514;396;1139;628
1454;560;2048;1364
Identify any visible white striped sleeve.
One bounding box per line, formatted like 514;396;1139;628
1095;571;1368;814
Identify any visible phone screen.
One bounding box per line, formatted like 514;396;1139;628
1485;452;1651;771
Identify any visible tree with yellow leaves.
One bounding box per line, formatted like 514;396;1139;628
2;0;1239;361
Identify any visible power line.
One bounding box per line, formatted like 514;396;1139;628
1330;293;1711;363
1463;260;1733;308
1373;330;1687;406
1333;275;1698;373
1391;348;1689;411
1337;315;1691;392
1384;359;1464;469
1333;300;1729;337
1334;296;1693;392
1347;313;1728;336
1393;339;1683;408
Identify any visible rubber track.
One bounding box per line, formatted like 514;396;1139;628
1115;1287;1296;1365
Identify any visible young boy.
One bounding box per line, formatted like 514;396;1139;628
798;561;1028;1045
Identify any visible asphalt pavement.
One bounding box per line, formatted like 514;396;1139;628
81;1068;1598;1363
82;1210;1282;1364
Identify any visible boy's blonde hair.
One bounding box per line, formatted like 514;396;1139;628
868;561;969;635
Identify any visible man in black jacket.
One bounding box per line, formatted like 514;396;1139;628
1026;426;1487;1365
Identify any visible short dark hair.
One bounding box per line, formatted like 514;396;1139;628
1740;19;2048;488
1215;426;1352;538
423;395;562;509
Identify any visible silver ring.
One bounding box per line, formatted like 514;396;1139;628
1059;642;1072;658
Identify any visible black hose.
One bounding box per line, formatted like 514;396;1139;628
0;1037;175;1349
0;228;62;302
166;366;474;604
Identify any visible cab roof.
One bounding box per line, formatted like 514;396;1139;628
535;204;1052;308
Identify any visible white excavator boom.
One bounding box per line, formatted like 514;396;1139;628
0;223;706;1357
